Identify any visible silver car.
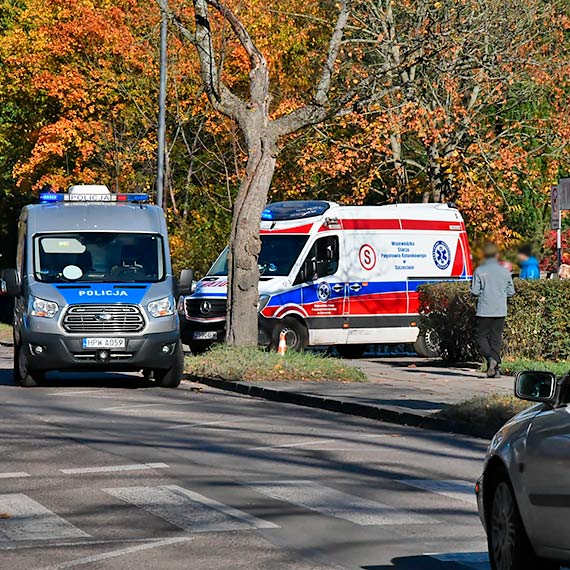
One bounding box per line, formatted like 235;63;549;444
477;370;570;570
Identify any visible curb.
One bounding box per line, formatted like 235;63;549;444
188;376;495;440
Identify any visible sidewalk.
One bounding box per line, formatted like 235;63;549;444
189;357;513;439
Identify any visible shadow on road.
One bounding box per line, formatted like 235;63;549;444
364;556;483;569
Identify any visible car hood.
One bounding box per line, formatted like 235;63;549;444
193;276;290;298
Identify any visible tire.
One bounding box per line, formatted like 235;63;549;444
153;342;184;388
488;476;559;570
414;329;440;358
13;342;44;388
188;341;214;355
336;344;367;359
270;317;308;352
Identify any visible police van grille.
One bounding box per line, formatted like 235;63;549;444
63;305;145;333
185;298;226;319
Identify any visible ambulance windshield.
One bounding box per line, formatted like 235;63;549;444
34;232;165;283
208;235;309;277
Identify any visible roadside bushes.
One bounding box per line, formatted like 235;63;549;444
418;280;570;362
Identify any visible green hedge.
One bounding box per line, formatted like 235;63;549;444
418;280;570;362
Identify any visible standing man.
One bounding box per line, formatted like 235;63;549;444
471;243;516;378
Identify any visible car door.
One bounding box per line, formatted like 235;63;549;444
295;234;348;345
523;405;570;549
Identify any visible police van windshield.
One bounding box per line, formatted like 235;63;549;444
34;233;165;283
208;235;309;277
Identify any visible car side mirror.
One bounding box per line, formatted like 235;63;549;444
1;269;20;297
178;269;194;297
515;371;557;404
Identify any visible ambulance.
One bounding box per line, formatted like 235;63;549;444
2;185;183;387
179;201;473;357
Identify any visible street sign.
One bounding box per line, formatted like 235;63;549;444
559;177;570;210
552;186;561;230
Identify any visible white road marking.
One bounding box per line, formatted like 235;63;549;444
401;479;477;506
0;472;30;479
0;494;90;542
428;551;489;569
104;485;278;532
37;536;192;570
60;463;169;475
249;439;334;451
246;480;435;526
167;419;254;430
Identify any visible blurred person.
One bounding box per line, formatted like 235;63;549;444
559;264;570;279
518;244;540;280
471;242;516;378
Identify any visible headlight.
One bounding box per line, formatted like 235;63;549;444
258;295;270;313
31;297;58;318
177;296;185;312
148;296;175;318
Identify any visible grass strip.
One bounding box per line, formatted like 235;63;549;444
185;345;366;383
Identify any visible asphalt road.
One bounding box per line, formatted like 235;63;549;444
0;345;491;570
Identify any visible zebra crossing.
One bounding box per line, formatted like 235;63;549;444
1;478;480;556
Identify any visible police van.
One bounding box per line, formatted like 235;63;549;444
2;185;183;387
180;201;473;357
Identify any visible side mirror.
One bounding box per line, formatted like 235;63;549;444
178;269;194;297
515;371;557;404
2;269;20;297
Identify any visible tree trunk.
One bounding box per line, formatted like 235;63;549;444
226;132;277;346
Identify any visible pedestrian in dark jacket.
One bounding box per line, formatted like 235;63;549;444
471;243;516;377
518;245;540;280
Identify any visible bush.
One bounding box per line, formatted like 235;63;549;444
419;279;570;362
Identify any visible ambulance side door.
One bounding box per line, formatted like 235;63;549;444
294;234;348;344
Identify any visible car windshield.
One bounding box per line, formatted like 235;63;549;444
208;235;309;277
34;233;165;283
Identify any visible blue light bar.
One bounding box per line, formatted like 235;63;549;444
261;208;274;221
40;193;64;203
39;193;149;204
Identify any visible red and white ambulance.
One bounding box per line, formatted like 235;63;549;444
180;201;472;356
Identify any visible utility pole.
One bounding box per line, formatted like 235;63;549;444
156;4;168;209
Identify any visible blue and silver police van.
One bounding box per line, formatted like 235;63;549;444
2;185;183;388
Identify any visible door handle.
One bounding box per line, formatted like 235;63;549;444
349;284;362;292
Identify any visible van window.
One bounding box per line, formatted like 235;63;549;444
295;236;340;284
208;235;309;278
34;233;165;283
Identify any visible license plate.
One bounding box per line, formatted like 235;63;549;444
193;331;217;340
82;338;126;349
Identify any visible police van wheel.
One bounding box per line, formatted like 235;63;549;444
14;343;44;387
153;342;184;388
271;317;308;352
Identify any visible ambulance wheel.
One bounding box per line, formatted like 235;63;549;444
271;317;308;352
336;345;367;359
14;342;44;387
415;330;440;358
153;342;184;388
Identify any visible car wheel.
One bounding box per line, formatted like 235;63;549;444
336;344;367;359
414;329;440;358
14;342;44;388
270;317;308;352
188;341;214;355
489;478;559;570
153;342;184;388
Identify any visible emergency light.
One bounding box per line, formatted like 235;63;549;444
39;192;149;204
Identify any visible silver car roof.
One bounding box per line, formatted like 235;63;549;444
24;203;167;235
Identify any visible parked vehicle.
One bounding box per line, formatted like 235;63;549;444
2;185;183;388
476;370;570;570
179;200;472;356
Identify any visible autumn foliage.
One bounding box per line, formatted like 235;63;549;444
0;0;569;269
